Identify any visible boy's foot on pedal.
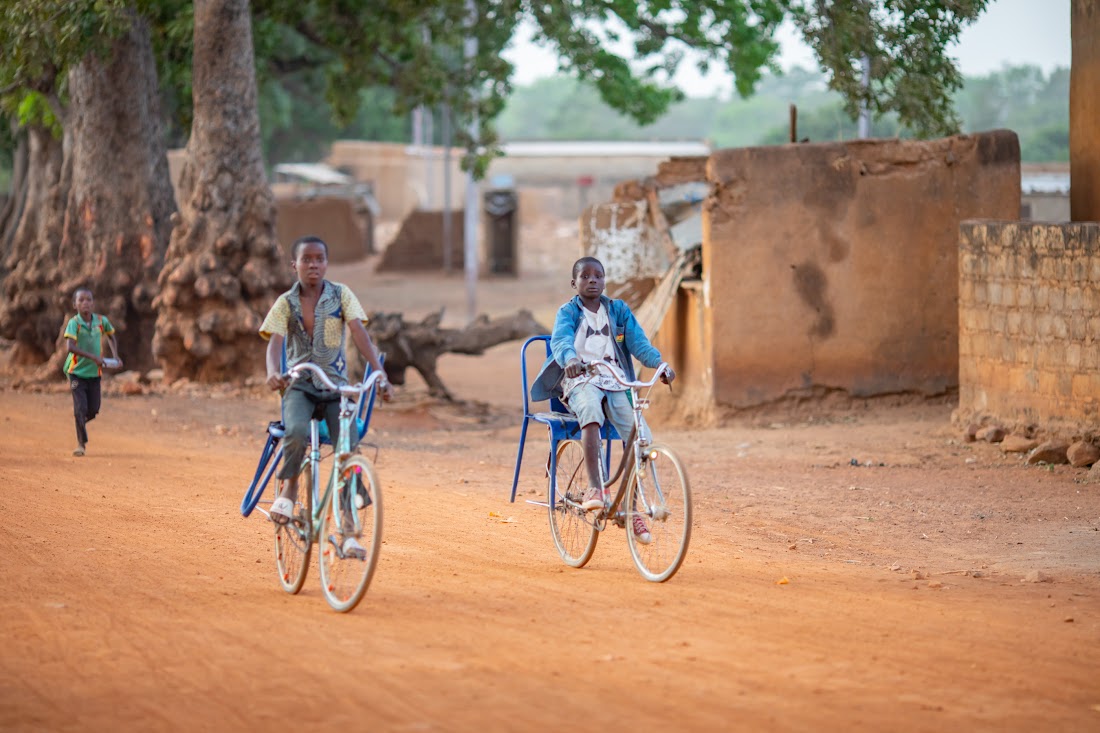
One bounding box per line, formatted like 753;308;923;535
632;515;652;544
73;445;85;457
581;486;606;511
342;536;367;560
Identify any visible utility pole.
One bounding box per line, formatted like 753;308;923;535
858;54;871;139
442;102;453;273
463;0;479;323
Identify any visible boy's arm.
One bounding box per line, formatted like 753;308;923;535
65;331;104;366
265;334;287;391
549;304;579;367
348;320;393;401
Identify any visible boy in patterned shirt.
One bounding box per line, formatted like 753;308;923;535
531;257;675;544
63;288;121;457
259;236;392;556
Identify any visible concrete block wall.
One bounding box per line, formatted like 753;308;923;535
958;221;1100;430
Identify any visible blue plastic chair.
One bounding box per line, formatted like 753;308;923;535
240;354;383;517
509;335;620;503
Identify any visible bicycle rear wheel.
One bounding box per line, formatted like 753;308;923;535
274;458;313;594
626;443;691;582
319;456;383;612
548;440;599;568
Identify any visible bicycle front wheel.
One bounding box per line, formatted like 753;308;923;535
319;456;383;612
548;440;599;568
274;458;313;594
626;443;691;582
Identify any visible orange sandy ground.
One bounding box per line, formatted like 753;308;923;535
1;259;1099;732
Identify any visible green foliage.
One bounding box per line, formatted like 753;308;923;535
0;0;998;177
0;0;133;126
494;64;1068;162
786;0;990;138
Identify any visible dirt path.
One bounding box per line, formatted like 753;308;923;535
2;260;1099;731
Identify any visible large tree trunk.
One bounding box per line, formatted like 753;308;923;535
0;122;31;276
0;13;174;374
58;11;176;372
0;124;68;366
153;0;289;382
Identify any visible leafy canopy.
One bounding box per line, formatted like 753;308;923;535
0;0;990;175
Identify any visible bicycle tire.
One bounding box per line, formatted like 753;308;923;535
274;457;313;594
626;443;691;582
548;440;599;568
319;456;383;612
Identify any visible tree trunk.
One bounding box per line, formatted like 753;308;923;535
362;309;547;401
0;122;31;276
58;11;176;372
153;0;289;382
0;124;67;366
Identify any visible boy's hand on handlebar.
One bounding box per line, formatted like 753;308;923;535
661;366;676;385
564;357;586;379
266;372;289;391
379;379;394;402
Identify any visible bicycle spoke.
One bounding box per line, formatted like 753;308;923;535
627;444;691;582
548;440;599;567
274;459;313;594
319;457;382;612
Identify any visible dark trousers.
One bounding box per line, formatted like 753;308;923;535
277;381;341;481
70;376;101;447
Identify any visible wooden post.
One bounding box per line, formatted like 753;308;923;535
789;104;797;144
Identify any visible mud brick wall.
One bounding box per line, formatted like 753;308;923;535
958;221;1100;429
703;131;1020;410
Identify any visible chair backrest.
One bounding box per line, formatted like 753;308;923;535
519;335;568;417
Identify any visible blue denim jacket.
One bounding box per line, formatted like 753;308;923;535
530;295;662;401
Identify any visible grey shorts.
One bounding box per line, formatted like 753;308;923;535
565;382;634;440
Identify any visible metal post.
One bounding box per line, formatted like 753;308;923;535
858;54;871;139
463;0;478;323
442;102;453;273
422;26;434;209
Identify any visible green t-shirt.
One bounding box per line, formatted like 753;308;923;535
63;313;115;378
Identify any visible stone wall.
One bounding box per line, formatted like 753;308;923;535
958;221;1100;431
703;131;1021;410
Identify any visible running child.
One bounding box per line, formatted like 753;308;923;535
63;288;121;457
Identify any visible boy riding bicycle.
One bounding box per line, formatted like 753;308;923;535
260;235;393;555
530;256;675;544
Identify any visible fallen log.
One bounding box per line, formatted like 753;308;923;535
360;308;548;401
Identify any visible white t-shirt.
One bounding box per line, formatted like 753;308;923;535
561;304;627;398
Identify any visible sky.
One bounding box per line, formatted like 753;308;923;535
502;0;1072;98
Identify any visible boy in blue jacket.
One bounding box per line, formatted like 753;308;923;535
531;257;675;544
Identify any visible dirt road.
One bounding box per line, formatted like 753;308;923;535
2;260;1099;731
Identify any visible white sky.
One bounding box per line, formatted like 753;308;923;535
503;0;1072;98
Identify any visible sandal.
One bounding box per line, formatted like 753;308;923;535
342;536;367;560
269;496;295;525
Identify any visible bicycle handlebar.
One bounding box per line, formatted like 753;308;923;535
285;362;388;397
585;360;671;389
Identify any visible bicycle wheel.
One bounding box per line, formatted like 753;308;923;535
319;456;383;612
548;440;599;568
626;443;691;582
274;458;313;594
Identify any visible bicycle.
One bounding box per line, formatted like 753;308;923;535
246;362;386;612
540;361;692;582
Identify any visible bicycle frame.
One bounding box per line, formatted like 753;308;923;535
544;362;673;529
284;364;383;553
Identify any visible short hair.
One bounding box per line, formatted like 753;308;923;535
291;236;329;260
572;256;604;280
72;288;93;305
